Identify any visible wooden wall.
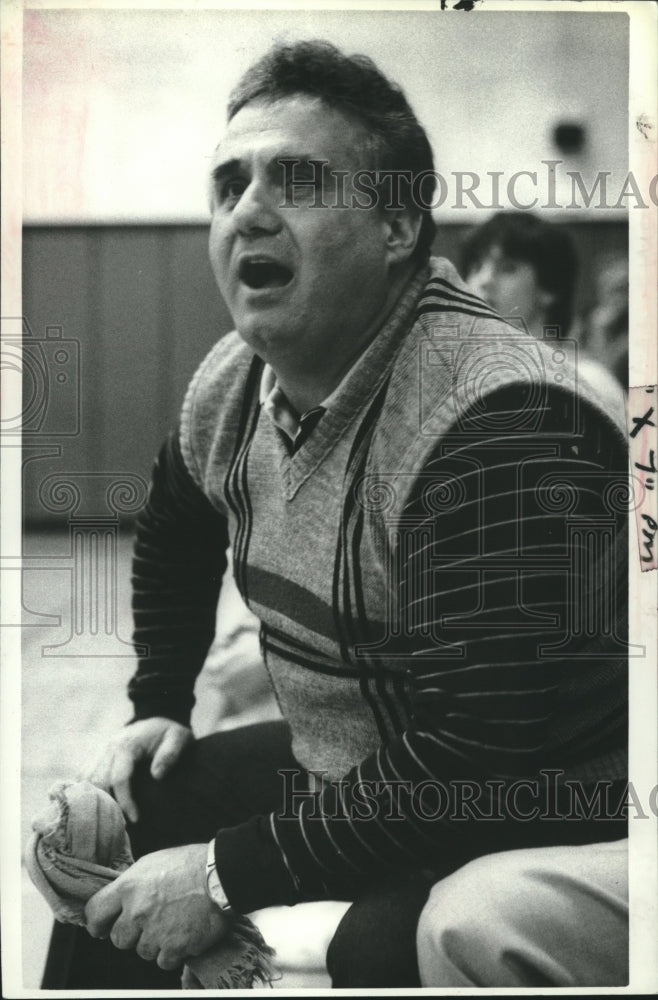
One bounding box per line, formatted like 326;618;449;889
21;221;627;527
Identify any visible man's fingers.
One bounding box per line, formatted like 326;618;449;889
151;725;189;780
136;936;160;962
109;917;142;951
111;747;141;823
157;949;184;972
85;884;122;938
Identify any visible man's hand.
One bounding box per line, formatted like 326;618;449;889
85;844;230;970
86;717;193;822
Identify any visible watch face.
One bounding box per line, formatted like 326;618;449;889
206;841;232;912
206;866;231;911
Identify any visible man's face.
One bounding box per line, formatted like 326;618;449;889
466;245;550;331
208;95;398;369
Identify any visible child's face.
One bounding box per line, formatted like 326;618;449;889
466;245;550;332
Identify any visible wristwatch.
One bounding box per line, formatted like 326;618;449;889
205;838;234;918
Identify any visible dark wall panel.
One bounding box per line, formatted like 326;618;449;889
22;225;232;528
22;229;96;525
97;230;167;476
167;227;234;415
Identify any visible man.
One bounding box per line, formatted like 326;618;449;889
49;41;628;988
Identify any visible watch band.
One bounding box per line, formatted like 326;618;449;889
205;838;233;916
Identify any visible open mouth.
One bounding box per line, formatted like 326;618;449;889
239;259;294;290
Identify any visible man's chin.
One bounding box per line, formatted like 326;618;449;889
234;317;296;358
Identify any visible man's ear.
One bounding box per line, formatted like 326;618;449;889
385;210;422;265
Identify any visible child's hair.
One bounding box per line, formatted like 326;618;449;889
461;212;578;333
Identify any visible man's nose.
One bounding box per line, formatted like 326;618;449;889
230;182;281;236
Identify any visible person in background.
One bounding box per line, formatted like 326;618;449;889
460;211;627;426
580;253;629;388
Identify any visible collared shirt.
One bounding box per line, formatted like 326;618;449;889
259;364;341;453
258;266;430;454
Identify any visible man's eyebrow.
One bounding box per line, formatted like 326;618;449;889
210;152;329;186
274;154;328;169
210;157;244;184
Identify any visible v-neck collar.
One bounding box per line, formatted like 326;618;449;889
258;263;430;500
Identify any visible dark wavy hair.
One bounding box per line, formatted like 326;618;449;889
460;212;578;333
228;40;436;262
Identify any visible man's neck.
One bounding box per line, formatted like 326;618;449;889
269;262;416;414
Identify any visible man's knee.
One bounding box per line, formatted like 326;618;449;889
126;722;296;858
416;843;628;988
126;736;222;857
416;853;510;987
126;756;184;858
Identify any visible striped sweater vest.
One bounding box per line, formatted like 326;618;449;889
179;257;628;784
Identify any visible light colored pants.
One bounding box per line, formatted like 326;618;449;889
417;839;628;987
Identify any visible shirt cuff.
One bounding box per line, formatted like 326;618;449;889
213;814;302;914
